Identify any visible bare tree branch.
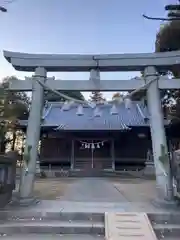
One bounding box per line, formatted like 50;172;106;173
143;14;180;21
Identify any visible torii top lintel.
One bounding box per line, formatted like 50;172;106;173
3;50;180;72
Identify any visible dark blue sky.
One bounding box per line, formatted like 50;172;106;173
0;0;173;98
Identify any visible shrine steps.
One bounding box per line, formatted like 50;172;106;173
105;212;180;240
0;234;104;240
0;212;104;238
39;169;154;179
148;213;180;239
0;211;180;239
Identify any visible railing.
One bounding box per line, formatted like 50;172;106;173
115;157;146;163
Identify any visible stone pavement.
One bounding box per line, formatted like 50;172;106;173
59;178;127;202
8;178;175;213
8;199;170;213
49;178;162;212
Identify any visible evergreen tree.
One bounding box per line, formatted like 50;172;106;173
89;91;105;103
0;76;30;152
44;90;84;102
155;16;180;122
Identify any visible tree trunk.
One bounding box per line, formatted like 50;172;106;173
0;134;6;153
11;130;16;151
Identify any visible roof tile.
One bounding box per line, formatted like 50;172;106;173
41;101;149;130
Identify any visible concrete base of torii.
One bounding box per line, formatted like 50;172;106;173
10;195;40;207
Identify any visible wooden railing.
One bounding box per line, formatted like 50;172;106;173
115;157;146;163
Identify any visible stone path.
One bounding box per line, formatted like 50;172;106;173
10;178;170;213
59;178;127;202
105;212;157;240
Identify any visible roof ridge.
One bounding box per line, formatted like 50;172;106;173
47;100;142;107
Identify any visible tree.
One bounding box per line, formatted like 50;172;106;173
44;90;85;102
155;19;180;121
156;20;180;77
143;2;180;21
112;92;121;100
0;76;30;152
1;76;30;119
89;91;105;103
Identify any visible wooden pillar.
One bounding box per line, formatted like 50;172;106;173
111;139;115;170
71;139;74;170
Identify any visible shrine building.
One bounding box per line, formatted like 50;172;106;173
18;99;177;173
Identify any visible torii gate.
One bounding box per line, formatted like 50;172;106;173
4;50;180;205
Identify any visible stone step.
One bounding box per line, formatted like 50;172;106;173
148;213;180;225
153;224;180;239
0;234;104;240
148;213;180;239
0;220;104;235
42;170;148;178
105;212;157;240
0;211;104;222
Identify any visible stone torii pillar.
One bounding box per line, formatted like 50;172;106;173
19;67;46;203
144;66;173;201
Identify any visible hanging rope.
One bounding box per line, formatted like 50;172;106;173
35;76;90;106
35;74;159;107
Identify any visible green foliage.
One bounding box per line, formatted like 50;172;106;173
0;76;30;151
0;76;30;122
155;19;180;120
156;19;180;77
44;90;84;102
159;144;169;168
156;21;180;53
23;145;32;165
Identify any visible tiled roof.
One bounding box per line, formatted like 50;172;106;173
19;101;149;130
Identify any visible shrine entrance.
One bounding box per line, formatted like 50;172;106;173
74;139;112;171
5;49;180;201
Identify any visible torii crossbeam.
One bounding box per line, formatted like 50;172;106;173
4;50;180;205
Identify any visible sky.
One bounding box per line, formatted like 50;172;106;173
0;0;175;99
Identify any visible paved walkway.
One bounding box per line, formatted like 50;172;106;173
59;178;127;202
5;178;178;213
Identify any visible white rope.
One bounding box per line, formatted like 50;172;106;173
35;74;159;107
126;75;159;99
36;78;90;106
